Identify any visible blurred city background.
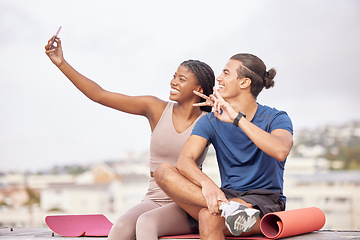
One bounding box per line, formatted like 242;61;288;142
1;120;360;230
1;0;360;231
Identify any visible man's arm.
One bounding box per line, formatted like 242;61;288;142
209;88;293;162
237;118;293;162
176;135;228;215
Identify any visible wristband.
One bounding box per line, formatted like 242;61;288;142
233;112;246;127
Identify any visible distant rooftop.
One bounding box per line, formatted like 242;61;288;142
288;170;360;184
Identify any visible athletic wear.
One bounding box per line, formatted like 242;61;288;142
108;102;208;240
185;188;285;231
108;201;193;240
192;103;293;205
150;102;207;173
221;188;285;217
220;201;260;236
145;102;208;204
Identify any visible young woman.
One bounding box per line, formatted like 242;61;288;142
45;36;215;240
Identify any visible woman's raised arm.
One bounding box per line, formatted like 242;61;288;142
45;37;166;126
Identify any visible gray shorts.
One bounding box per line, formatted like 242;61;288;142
220;188;285;217
187;188;285;229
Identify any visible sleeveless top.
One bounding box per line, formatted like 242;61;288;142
149;102;208;172
144;102;208;205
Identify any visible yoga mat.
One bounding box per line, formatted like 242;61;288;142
161;234;200;239
161;234;266;239
45;214;113;237
161;207;325;239
260;207;326;239
45;207;325;238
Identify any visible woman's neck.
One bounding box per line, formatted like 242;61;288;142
173;102;203;120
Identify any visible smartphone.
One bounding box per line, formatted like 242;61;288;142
48;26;62;50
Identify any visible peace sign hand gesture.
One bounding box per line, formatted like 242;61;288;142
212;87;238;123
193;87;238;123
192;90;215;108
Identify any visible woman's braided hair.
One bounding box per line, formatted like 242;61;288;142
230;54;276;99
180;60;215;112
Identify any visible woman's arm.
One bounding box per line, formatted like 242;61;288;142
45;37;166;129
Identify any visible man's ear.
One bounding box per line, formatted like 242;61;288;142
239;78;251;89
196;86;204;93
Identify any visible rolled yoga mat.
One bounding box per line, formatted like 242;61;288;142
260;207;326;239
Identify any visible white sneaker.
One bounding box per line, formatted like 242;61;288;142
219;201;260;236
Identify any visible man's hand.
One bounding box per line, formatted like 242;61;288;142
210;87;238;123
201;180;228;215
192;90;214;108
193;87;239;123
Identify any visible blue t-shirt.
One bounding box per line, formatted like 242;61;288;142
191;103;293;203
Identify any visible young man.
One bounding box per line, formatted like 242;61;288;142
154;53;293;239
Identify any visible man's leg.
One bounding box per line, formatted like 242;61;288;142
154;164;206;220
198;198;261;240
198;208;227;240
224;198;261;236
155;163;227;240
154;164;262;238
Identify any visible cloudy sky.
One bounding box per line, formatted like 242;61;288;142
1;0;359;172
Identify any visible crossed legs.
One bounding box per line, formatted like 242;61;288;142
154;164;261;240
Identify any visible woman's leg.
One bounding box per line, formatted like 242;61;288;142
107;200;160;240
136;202;195;240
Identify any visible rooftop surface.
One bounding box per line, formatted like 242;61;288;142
1;228;360;240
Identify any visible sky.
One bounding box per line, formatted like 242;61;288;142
1;0;359;172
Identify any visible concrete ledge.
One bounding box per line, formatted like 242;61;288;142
1;228;359;240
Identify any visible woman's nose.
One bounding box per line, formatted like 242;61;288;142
170;78;178;85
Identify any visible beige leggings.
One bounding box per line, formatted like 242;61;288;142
107;179;194;240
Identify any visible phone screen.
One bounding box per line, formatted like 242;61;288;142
48;26;62;50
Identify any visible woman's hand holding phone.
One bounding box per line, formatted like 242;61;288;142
48;26;62;50
45;26;64;67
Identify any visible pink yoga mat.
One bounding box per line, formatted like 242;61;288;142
260;207;326;239
45;214;113;237
161;234;267;239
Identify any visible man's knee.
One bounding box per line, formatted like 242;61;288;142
198;208;211;226
154;163;176;185
198;208;223;235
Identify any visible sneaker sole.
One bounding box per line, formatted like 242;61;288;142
225;208;260;236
